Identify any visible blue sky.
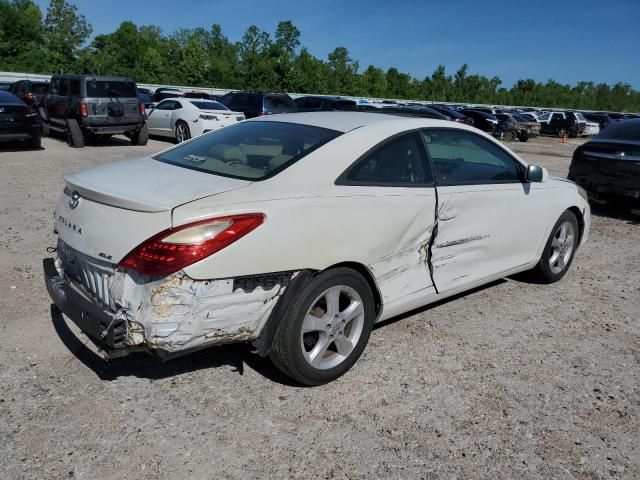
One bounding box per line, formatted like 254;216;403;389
34;0;640;88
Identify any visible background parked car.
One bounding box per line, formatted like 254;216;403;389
0;90;42;149
428;105;474;125
582;120;600;136
152;88;183;103
219;92;297;118
294;96;356;112
0;81;12;91
496;113;541;141
460;109;499;132
536;111;583;137
146;98;244;142
40;75;148;148
581;112;614;131
568;119;640;212
8;80;49;107
359;104;449;120
182;91;220;100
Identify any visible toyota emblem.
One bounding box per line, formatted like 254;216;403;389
69;191;80;209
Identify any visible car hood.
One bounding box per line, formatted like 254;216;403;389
64;156;251;212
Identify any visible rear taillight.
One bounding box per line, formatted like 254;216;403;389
259;111;269;116
139;102;145;115
118;213;264;276
79;102;88;117
24;92;35;101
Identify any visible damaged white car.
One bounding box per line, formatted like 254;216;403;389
45;112;590;385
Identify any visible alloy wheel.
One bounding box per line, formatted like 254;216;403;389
549;220;575;274
300;285;365;370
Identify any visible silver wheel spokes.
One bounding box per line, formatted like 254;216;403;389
176;124;187;142
549;221;575;274
301;285;365;370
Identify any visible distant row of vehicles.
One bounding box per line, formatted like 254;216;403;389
0;75;638;150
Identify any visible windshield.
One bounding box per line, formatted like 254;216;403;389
155;121;341;180
189;100;228;111
86;80;137;98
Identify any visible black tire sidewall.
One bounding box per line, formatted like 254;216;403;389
538;211;579;283
275;268;375;385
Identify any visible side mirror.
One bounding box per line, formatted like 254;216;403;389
526;164;548;183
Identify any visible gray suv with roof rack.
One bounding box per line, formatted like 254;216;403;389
40;75;148;148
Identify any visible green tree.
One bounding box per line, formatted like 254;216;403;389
326;47;358;95
43;0;91;72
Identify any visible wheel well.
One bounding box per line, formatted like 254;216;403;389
324;262;382;318
567;206;585;244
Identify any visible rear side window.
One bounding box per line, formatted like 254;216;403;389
69;79;80;96
423;129;523;185
155;121;340;180
86;80;137;98
342;133;432;185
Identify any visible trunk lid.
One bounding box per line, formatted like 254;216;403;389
57;157;252;262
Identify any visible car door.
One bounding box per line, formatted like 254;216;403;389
336;131;438;316
147;100;176;136
422;128;549;294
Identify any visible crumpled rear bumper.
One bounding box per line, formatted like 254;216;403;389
44;254;296;359
43;258;127;352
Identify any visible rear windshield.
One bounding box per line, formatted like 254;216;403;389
86;80;137;98
155;121;341;180
594;121;640;141
263;95;297;113
189;100;228;111
0;90;25;105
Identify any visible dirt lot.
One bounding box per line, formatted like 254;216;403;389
1;133;639;480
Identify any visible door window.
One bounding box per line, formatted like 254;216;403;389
422;129;523;185
155;100;181;110
340;133;432;185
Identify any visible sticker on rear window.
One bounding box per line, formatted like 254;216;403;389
184;154;207;164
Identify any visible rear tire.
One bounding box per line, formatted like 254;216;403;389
131;123;149;146
529;210;579;283
66;119;84;148
175;121;190;143
269;268;375;386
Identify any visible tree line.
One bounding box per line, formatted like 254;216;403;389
2;0;639;112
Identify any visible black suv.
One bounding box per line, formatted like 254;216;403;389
8;80;49;107
219;92;297;118
40;75;148;147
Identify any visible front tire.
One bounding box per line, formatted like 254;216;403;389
269;268;375;385
530;210;579;283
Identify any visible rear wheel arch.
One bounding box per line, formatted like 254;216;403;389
323;262;382;319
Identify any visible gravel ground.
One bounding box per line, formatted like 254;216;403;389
1;133;639;480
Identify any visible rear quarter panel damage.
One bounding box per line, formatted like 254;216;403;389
110;269;295;353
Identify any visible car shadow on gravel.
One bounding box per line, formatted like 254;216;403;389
373;279;506;330
49;304;300;385
46;132;133;147
590;204;639;225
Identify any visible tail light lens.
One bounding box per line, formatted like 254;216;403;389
24;92;35;101
79;102;88;117
259;111;269;116
139;102;145;115
118;213;264;276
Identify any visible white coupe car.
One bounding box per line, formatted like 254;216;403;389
45;112;590;385
146;98;244;142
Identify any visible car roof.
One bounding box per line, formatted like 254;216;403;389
249;111;460;133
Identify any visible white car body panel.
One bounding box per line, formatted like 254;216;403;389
583;121;600;136
146;98;244;139
47;112;591;355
